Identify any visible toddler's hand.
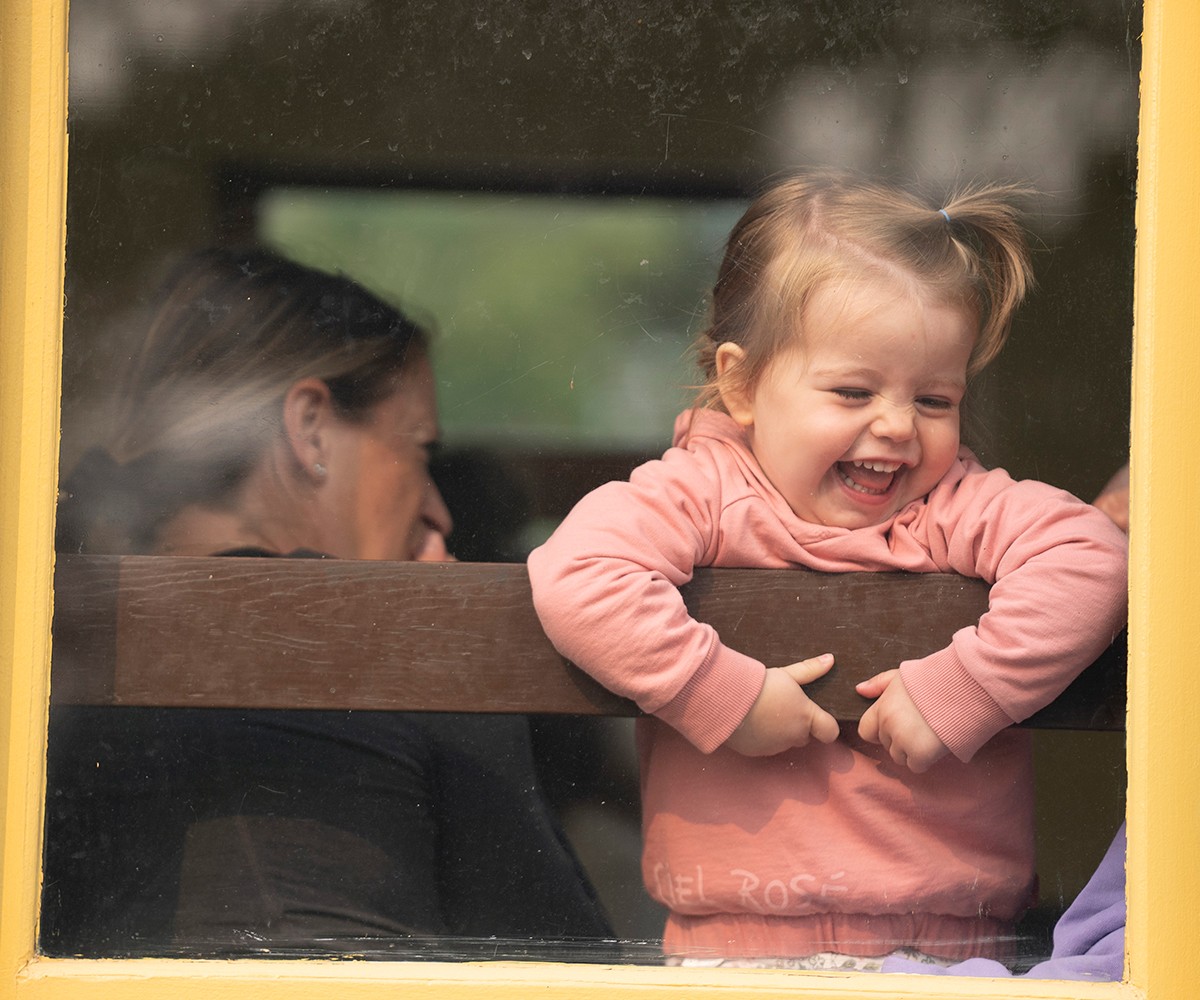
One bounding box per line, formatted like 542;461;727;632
724;654;840;757
856;669;948;773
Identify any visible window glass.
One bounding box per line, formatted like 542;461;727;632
48;0;1138;971
259;189;744;450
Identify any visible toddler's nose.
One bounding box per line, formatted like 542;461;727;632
870;401;917;441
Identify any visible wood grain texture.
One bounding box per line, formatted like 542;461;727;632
50;554;1125;729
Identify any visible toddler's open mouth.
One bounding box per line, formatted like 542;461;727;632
836;459;901;496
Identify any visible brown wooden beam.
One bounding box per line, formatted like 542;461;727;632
50;554;1125;729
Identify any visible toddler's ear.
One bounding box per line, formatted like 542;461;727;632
715;342;755;427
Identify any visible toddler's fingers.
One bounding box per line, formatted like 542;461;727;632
809;706;841;745
855;668;898;700
780;653;835;686
858;702;880;745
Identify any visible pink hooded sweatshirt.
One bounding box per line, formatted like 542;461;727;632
528;409;1127;960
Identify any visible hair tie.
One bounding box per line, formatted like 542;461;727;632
938;208;952;224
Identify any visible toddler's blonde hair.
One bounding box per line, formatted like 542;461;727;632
695;171;1035;409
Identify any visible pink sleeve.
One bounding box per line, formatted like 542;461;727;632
900;473;1129;761
527;451;765;753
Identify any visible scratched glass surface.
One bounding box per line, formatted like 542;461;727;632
48;0;1136;968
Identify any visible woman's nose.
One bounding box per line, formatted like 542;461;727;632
414;479;454;563
424;479;453;537
415;529;451;562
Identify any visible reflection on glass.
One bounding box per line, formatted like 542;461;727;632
50;0;1136;970
44;249;617;959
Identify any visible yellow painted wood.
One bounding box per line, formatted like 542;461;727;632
10;958;1146;1000
1124;0;1200;996
0;0;1193;997
0;0;67;989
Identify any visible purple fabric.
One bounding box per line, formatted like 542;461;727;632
883;823;1126;982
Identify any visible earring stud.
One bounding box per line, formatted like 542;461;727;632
314;462;327;477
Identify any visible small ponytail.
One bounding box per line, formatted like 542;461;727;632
935;184;1035;375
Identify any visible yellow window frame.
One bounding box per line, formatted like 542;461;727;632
2;1;1195;997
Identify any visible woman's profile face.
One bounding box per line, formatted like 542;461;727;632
318;354;453;562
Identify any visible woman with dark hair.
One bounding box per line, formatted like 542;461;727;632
43;248;610;957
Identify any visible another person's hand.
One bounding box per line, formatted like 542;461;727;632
1093;463;1130;533
857;669;948;773
724;654;840;756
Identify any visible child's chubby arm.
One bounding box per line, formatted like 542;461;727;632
529;449;825;755
882;466;1130;765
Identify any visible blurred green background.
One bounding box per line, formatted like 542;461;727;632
260;190;742;448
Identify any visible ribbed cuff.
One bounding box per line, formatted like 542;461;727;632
654;641;766;753
899;646;1014;762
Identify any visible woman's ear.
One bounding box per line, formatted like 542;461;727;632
715;343;755;427
282;377;336;482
